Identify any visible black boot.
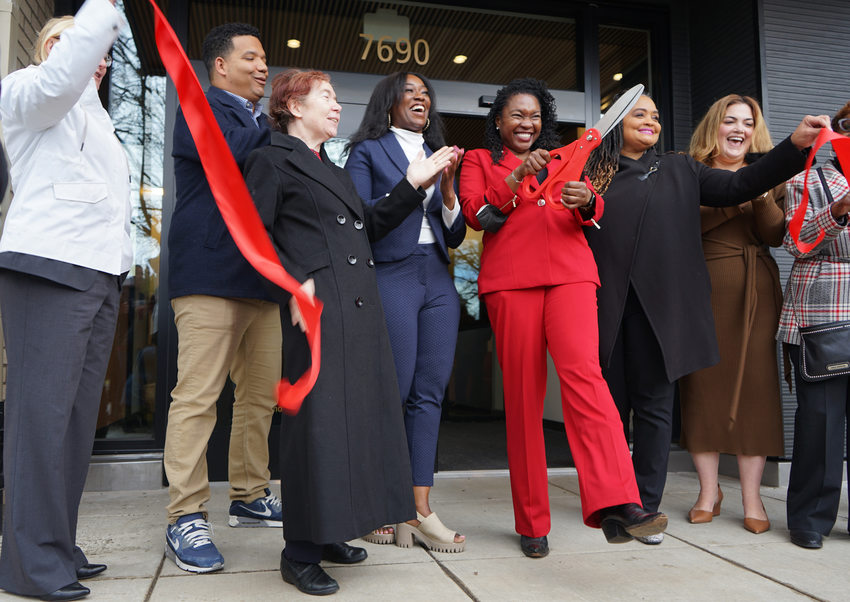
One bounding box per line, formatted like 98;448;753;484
519;535;549;558
599;503;667;543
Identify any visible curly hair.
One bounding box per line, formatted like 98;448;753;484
267;69;330;133
689;95;773;167
585;91;654;195
484;78;560;164
346;72;445;152
201;22;261;78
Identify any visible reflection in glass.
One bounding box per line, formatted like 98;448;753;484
129;2;578;91
96;0;165;441
599;25;650;112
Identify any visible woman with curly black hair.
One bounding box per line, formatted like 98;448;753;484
458;78;668;557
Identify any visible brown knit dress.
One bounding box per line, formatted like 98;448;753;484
678;185;785;456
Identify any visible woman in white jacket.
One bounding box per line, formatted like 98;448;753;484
0;1;129;600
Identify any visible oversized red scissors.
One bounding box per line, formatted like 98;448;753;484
519;84;644;208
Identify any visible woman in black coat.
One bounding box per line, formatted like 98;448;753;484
243;69;454;596
583;93;828;544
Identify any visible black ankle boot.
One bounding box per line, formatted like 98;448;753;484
599;503;667;543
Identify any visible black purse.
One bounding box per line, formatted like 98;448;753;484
796;166;850;381
799;321;850;381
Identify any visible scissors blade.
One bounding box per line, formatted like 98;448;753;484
591;84;645;139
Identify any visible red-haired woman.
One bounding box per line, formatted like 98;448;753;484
243;69;455;596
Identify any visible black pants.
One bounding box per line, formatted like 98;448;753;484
603;287;674;513
284;541;323;564
0;269;119;596
787;345;850;535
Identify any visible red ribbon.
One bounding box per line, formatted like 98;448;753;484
789;128;850;253
149;0;323;414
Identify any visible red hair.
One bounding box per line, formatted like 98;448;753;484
268;69;330;132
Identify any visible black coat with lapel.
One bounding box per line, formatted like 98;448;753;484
244;131;419;544
585;137;806;382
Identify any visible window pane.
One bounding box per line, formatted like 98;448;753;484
599;25;650;112
96;0;165;442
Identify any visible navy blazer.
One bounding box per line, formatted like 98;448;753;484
168;86;271;300
345;132;465;264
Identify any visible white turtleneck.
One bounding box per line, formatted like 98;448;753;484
390;126;459;244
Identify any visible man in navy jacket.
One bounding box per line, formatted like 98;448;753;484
163;22;281;574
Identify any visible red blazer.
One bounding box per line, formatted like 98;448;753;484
459;147;603;295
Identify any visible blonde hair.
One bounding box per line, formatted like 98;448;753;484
33;16;74;65
689;95;773;166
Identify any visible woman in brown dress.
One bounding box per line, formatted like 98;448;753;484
678;95;785;533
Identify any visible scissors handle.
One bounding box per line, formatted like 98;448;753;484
518;128;602;210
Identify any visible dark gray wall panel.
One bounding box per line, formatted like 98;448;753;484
762;0;850;456
689;0;760;129
669;1;692;151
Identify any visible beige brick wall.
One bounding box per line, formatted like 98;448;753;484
0;0;51;403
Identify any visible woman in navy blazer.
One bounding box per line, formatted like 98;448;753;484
345;72;466;552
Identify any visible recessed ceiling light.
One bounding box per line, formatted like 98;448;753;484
612;72;623;81
287;39;301;49
453;55;467;64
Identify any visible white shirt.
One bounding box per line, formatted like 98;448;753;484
390;126;459;244
0;0;130;275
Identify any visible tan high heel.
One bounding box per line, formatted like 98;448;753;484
395;512;465;553
687;486;723;524
743;502;770;534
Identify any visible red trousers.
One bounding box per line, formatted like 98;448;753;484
484;283;640;536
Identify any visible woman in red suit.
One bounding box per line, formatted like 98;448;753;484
458;78;666;557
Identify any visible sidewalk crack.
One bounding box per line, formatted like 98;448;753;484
425;548;480;601
143;551;166;601
669;533;826;601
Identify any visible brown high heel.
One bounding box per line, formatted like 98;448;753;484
743;503;770;534
687;486;723;524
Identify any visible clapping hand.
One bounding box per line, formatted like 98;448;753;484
406;146;455;190
440;146;464;210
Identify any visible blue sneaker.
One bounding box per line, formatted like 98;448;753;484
228;488;283;527
165;513;224;573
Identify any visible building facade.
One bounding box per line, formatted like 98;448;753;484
0;0;848;490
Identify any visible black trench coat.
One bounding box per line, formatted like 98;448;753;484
585;137;806;382
244;131;418;544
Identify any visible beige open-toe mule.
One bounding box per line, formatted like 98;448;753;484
395;512;465;553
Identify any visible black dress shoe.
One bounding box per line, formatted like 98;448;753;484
790;529;823;549
76;563;107;580
39;582;90;601
520;535;549;558
321;542;367;564
599;503;668;543
280;551;339;596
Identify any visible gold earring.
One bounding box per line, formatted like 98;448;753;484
387;113;392;128
424;118;430;131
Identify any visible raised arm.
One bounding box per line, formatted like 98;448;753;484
0;0;121;132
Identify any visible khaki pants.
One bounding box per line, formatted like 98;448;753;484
164;295;281;522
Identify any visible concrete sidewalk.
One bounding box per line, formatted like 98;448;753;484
1;471;848;601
